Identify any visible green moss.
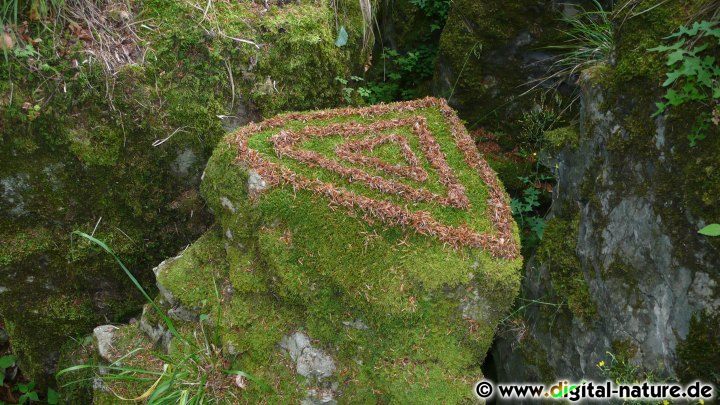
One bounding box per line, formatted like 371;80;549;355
67;126;123;166
227;246;266;295
611;0;687;85
676;312;720;385
544;126;579;151
2;295;97;387
536;217;597;324
239;107;521;320
0;227;53;267
56;336;95;403
155;229;228;310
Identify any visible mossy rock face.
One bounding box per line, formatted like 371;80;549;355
0;0;368;385
490;0;720;383
91;99;522;402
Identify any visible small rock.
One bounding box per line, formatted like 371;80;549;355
234;374;247;389
280;332;336;380
342;319;369;330
152;255;183;305
247;170;268;196
303;387;337;404
139;306;173;353
168;306;199;322
93;325;118;362
220;197;236;213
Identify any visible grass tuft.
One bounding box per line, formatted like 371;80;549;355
525;0;614;105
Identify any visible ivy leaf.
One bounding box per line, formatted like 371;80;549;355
699;224;720;236
527;217;547;239
0;355;15;369
649;39;685;52
680;56;702;77
666;48;686;65
510;199;523;215
664;89;684;106
695;20;718;36
652;101;668;117
662;70;683;87
687;43;709;57
335;26;348;47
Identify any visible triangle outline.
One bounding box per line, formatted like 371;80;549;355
269;116;470;210
335;133;429;183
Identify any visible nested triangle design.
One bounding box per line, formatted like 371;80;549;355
269;117;470;209
232;98;519;260
335;133;429;183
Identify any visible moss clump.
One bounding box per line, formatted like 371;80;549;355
56;337;95;403
0;227;53;267
155;231;228;310
3;295;97;386
676;312;720;385
544;126;579;151
67;127;123;167
536;217;597;324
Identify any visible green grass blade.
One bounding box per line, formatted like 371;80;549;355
71;231;193;347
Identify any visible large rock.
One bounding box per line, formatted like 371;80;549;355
491;0;720;385
0;0;370;384
87;98;522;402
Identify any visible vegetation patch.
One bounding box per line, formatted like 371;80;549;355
536;217;597;324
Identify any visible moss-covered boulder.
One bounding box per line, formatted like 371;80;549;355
84;98;522;402
1;0;369;385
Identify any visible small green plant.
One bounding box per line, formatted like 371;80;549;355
58;232;269;403
344;0;450;105
597;351;662;405
335;75;371;104
699;223;720;236
347;47;438;104
517;94;567;154
408;0;451;32
15;381;39;404
1;0;64;27
1;355;61;404
1;0;64;60
510;175;552;248
650;21;720;146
